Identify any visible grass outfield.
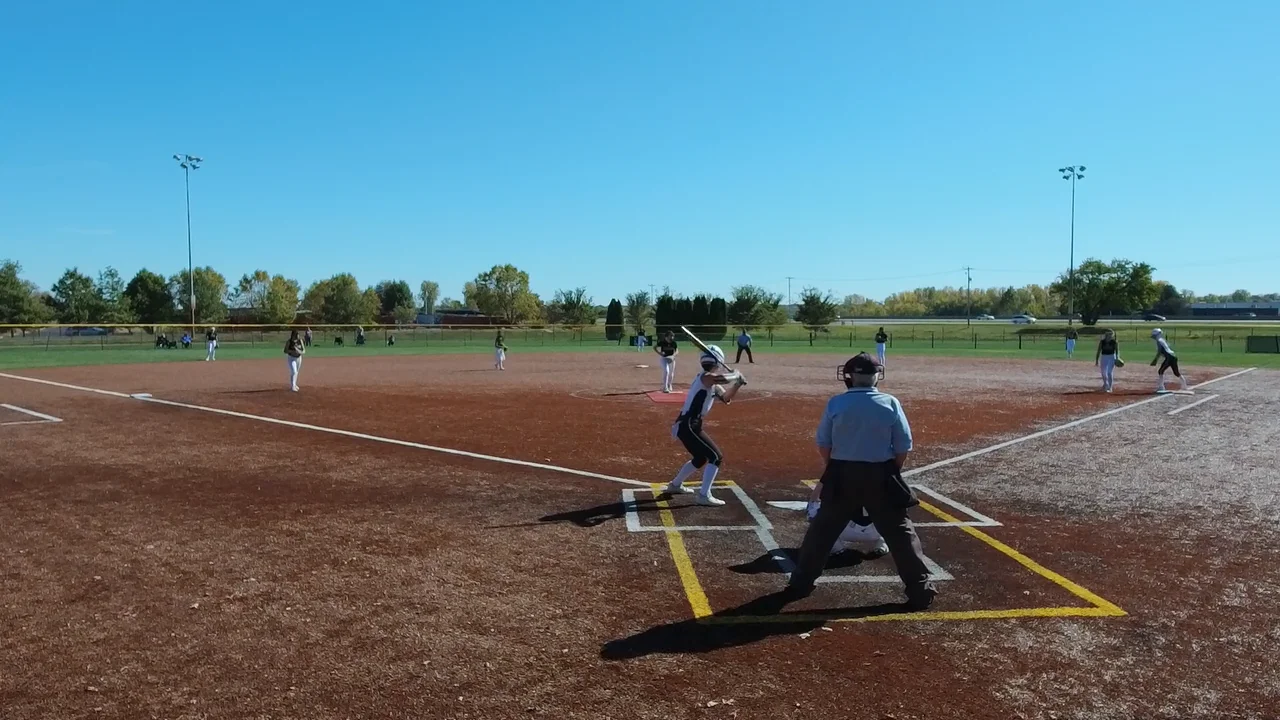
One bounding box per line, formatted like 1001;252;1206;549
2;332;1276;370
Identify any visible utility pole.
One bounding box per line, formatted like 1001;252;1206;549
785;276;794;306
965;266;973;326
174;154;203;338
1058;165;1086;326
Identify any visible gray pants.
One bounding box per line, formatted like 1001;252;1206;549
791;463;934;599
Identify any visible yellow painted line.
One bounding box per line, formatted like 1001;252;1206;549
702;604;1121;625
654;496;713;619
916;500;1126;617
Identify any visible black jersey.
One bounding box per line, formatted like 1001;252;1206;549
657;339;677;357
206;330;217;342
875;331;888;344
1066;329;1079;340
1098;338;1117;355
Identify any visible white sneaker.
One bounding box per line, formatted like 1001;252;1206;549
291;386;299;392
695;493;726;507
662;483;694;495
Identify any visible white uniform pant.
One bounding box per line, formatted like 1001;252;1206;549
1100;354;1116;390
287;356;301;389
876;342;886;366
660;356;675;392
495;348;505;368
1066;338;1077;356
206;340;217;360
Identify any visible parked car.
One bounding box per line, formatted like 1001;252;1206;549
1238;312;1257;318
974;314;995;321
1143;313;1166;322
1011;314;1037;325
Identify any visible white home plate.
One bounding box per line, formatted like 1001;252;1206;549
635;365;649;369
130;393;153;399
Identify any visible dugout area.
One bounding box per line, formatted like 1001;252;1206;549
1;353;1274;720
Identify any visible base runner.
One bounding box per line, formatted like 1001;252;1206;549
662;344;745;506
1150;328;1188;392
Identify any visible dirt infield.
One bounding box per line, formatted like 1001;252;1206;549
2;352;1274;719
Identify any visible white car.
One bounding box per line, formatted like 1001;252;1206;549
974;314;995;321
1011;314;1037;325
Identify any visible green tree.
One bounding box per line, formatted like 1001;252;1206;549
728;285;787;328
124;269;174;324
795;287;839;328
96;267;137;324
625;291;653;334
259;275;301;325
1050;259;1159;325
169;267;229;324
361;287;382;324
604;299;624;341
0;261;55;329
50;268;102;323
549;287;595;326
468;264;540;323
1151;282;1188;317
319;274;368;324
300;279;333;319
437;297;465;312
420;280;440;315
1229;289;1252;302
375;280;416;316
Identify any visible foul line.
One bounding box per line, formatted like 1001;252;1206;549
902;367;1256;480
0;372;650;488
1168;394;1218;416
0;403;63;424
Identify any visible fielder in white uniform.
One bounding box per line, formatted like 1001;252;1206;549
284;330;305;392
663;344;746;506
654;331;678;393
494;332;507;371
205;327;218;361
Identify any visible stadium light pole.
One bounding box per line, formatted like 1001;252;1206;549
174;154;203;338
1059;165;1085;326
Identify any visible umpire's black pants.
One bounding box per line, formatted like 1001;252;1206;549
790;461;934;600
735;345;753;363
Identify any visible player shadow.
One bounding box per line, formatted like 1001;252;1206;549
535;497;671;528
1060;389;1149;397
221;389;281;394
601;391;649;397
600;592;911;660
729;548;868;575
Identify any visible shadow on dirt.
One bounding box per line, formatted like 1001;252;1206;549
536;497;669;528
729;548;869;575
600;592;913;659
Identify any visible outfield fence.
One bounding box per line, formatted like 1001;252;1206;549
1;322;1273;355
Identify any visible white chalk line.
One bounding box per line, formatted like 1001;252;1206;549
1167;394;1219;416
0;372;650;488
0;403;63;423
902;367;1256;480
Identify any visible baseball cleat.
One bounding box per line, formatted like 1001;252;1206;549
662;483;694;495
695;493;726;507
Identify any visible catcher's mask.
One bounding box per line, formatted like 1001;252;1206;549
836;352;884;387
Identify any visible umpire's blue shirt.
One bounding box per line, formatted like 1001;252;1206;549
816;388;913;462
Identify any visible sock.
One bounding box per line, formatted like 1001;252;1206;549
669;462;697;488
699;464;720;496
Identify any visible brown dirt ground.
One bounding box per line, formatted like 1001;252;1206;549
3;352;1267;720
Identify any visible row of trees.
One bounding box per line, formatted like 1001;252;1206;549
5;257;1278;330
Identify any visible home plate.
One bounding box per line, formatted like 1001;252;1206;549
768;500;809;511
130;393;153;399
635;364;649;369
645;391;685;404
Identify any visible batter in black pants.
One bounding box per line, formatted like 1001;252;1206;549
789;460;936;609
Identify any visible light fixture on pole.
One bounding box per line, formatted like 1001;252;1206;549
174;154;203;338
1058;165;1085;326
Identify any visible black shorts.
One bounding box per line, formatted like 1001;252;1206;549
675;417;723;468
1159;357;1181;376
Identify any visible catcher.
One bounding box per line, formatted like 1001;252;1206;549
662;344;745;507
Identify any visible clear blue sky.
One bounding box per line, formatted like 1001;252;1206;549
2;1;1277;303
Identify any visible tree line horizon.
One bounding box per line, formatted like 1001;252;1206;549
2;258;1277;331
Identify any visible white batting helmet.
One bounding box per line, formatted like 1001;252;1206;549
700;344;725;367
1151;328;1163;338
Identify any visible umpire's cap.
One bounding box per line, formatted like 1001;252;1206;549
836;352;883;382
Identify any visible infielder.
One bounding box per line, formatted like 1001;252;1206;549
874;327;888;367
1066;327;1079;358
494;332;508;371
663;344;745;507
1150;328;1188;392
1095;329;1120;393
284;329;305;392
654;330;678;393
205;326;218;361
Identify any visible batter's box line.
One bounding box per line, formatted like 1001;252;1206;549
696;498;1127;625
797;479;1002;528
0;403;63;426
624;483;773;533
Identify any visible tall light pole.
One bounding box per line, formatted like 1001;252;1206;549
1059;165;1085;326
174;154;203;338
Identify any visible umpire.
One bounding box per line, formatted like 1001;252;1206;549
786;352;937;610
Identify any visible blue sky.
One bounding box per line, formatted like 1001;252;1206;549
2;1;1277;303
